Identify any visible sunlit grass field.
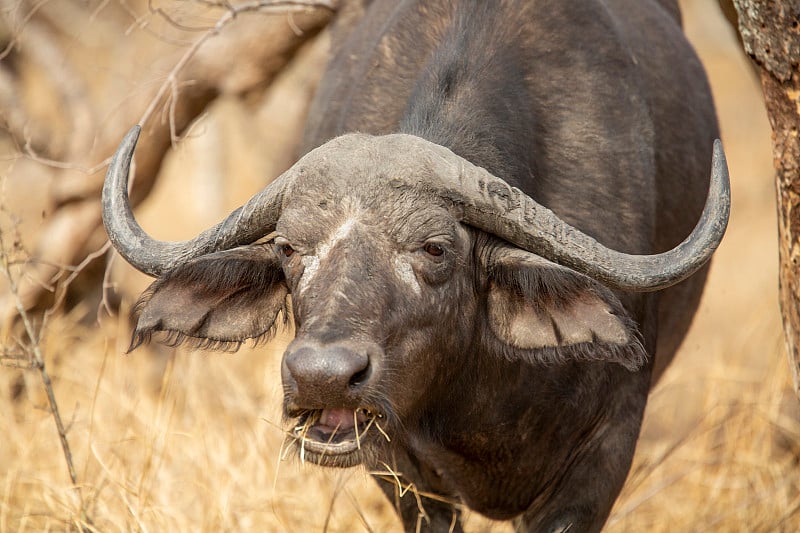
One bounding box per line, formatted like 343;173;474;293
1;1;798;531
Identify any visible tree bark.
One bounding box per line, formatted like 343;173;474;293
733;1;800;398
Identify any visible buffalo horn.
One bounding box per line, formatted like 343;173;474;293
413;135;730;292
103;128;729;292
102;125;292;277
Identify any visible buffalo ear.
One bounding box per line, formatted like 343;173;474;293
485;247;645;370
130;244;288;351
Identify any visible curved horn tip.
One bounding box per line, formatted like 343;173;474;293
710;138;731;206
105;124;142;188
126;124;142;144
113;125;143;162
102;124;157;275
712;138;727;171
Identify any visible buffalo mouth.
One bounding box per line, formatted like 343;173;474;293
289;407;388;466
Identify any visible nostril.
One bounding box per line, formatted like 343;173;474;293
348;363;371;389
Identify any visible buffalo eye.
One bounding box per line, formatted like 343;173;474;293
274;237;295;258
423;242;444;257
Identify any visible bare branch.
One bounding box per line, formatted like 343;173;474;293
0;227;89;524
0;149;111;174
0;0;52;61
0;358;35;369
20;19;95;157
0;64;51;156
137;0;336;130
2;0;335;328
46;240;112;322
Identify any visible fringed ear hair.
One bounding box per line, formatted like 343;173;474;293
130;245;289;352
485;246;646;371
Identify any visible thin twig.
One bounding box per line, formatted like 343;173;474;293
46;241;112;322
147;0;216;33
0;231;90;526
0;149;111;174
137;0;335;132
0;0;52;61
0;358;35;370
99;246;117;319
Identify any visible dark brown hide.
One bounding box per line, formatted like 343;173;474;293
125;0;720;531
300;0;717;529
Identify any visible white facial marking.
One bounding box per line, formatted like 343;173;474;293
297;217;356;294
298;255;320;294
318;217;356;262
394;255;421;295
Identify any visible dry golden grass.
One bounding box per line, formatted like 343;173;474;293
1;0;798;531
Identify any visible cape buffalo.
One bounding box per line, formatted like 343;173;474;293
102;0;730;531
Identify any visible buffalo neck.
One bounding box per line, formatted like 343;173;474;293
402;351;651;520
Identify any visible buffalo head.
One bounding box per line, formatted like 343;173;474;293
103;126;729;469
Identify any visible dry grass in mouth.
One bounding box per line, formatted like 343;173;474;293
285;410;464;530
288;408;392;465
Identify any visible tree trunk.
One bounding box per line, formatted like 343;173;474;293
732;1;800;399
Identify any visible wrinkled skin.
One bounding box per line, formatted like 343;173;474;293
131;0;719;531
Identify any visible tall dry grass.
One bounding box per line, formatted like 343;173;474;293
1;0;798;531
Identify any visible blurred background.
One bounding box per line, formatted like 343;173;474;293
0;0;797;531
